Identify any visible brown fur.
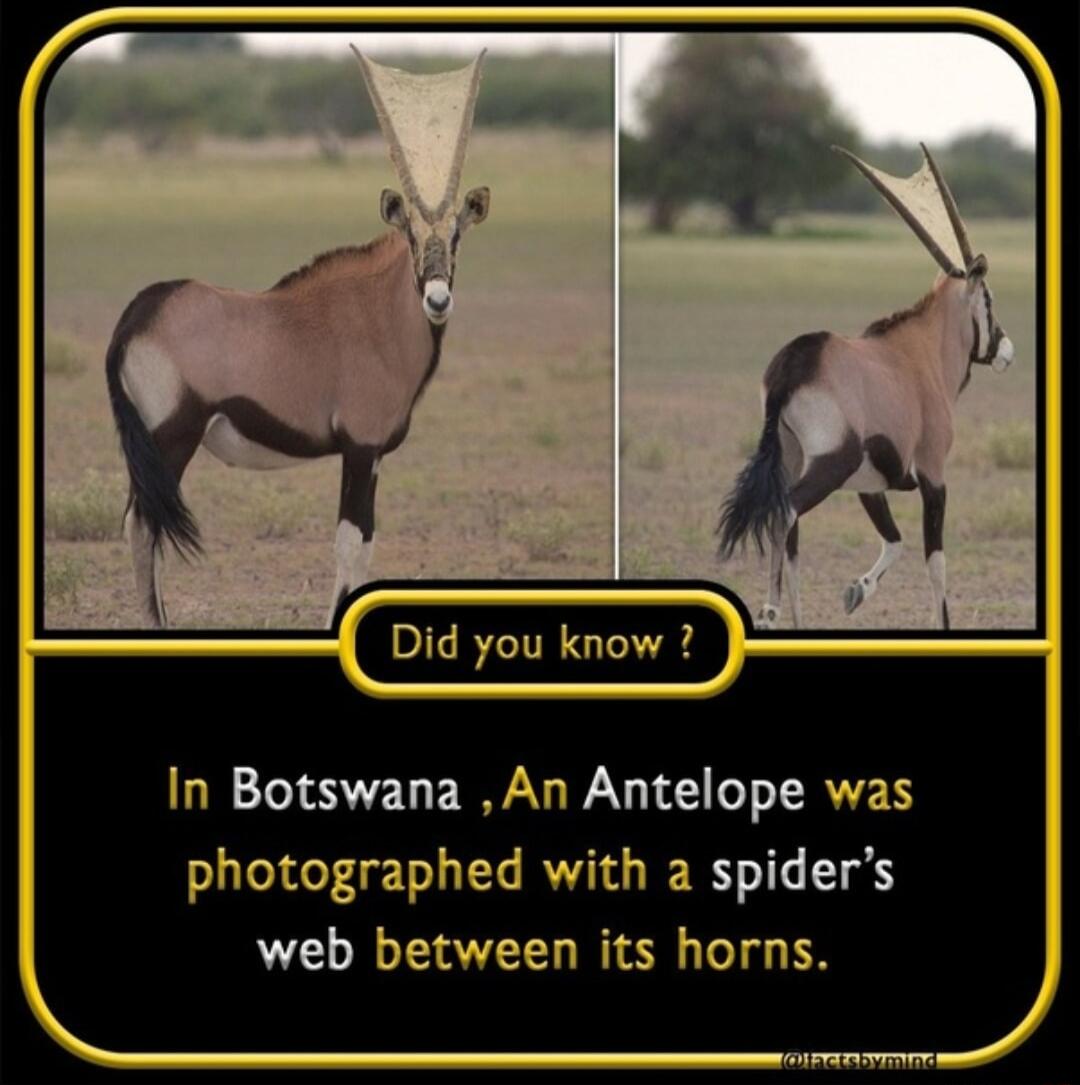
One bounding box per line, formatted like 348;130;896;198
810;274;978;486
145;231;434;450
269;233;398;291
862;288;936;338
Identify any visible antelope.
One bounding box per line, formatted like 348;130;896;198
105;49;490;628
717;144;1015;630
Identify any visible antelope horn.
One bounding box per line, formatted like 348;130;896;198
832;145;960;276
919;141;974;270
351;45;485;221
352;44;421;210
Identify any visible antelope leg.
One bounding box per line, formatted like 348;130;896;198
326;447;380;628
757;535;784;630
917;473;949;630
845;493;903;614
782;519;802;629
125;505;165;628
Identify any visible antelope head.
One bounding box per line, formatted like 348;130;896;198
834;142;1014;372
962;252;1013;372
354;47;491;326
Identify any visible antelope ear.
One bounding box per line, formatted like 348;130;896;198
966;252;989;283
380;189;408;229
458;186;490;232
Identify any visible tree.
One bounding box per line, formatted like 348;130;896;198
627;34;858;233
126;33;244;56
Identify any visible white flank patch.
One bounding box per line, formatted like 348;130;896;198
202;414;310;470
782;387;848;459
120;338;184;430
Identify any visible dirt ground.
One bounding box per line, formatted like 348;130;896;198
42;132;614;629
620;215;1038;631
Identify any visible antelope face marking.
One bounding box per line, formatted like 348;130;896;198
380;186;490;327
967;254;1014;373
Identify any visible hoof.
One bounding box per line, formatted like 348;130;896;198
843;582;864;615
756;606;779;631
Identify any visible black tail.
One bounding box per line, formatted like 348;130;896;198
716;397;791;559
717;331;828;559
105;283;201;558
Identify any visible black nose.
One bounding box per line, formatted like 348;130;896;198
427;294;450;313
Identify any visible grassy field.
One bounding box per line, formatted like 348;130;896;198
43;131;613;629
620;213;1037;630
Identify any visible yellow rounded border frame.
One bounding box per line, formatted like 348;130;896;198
18;4;1061;1072
338;587;746;698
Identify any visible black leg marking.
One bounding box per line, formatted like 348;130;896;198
859;493;901;545
339;444;379;537
788;433;862;518
154;394;208;487
785;520;799;560
843;493;904;616
918;473;949;630
863;435;903;489
917;474;947;558
328;444;380;628
864;435;917;491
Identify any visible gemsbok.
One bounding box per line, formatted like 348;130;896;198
717;144;1015;630
105;48;490;628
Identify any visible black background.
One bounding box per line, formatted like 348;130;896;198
3;0;1077;1082
26;654;1051;1056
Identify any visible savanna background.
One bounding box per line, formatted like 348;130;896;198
43;32;614;629
620;33;1038;629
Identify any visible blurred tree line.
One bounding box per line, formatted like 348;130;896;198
45;35;613;149
622;33;1035;230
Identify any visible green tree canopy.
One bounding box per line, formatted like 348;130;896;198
126;32;245;55
627;34;858;232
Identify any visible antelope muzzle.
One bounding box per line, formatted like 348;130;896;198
422;278;453;325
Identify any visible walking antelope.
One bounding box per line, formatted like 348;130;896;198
717;144;1015;630
105;49;490;628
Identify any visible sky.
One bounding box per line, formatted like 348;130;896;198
74;30;1036;149
620;33;1036;148
74;31;612;58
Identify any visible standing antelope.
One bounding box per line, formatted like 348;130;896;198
105;48;490;628
717;144;1015;630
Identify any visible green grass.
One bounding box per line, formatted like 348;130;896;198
531;422;563;450
44;329;88;376
986;420;1036;470
44;554;86;607
45;471;124;541
632;441;668;472
44;131;613;297
508;510;572;563
250;487;309;540
966;489;1036;539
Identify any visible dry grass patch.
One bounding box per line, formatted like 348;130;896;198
44;554;86;607
508;510;572;562
986;421;1036;470
45;471;124;541
44;329;88;376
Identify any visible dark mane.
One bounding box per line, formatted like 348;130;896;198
269;233;398;291
862;289;936;338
